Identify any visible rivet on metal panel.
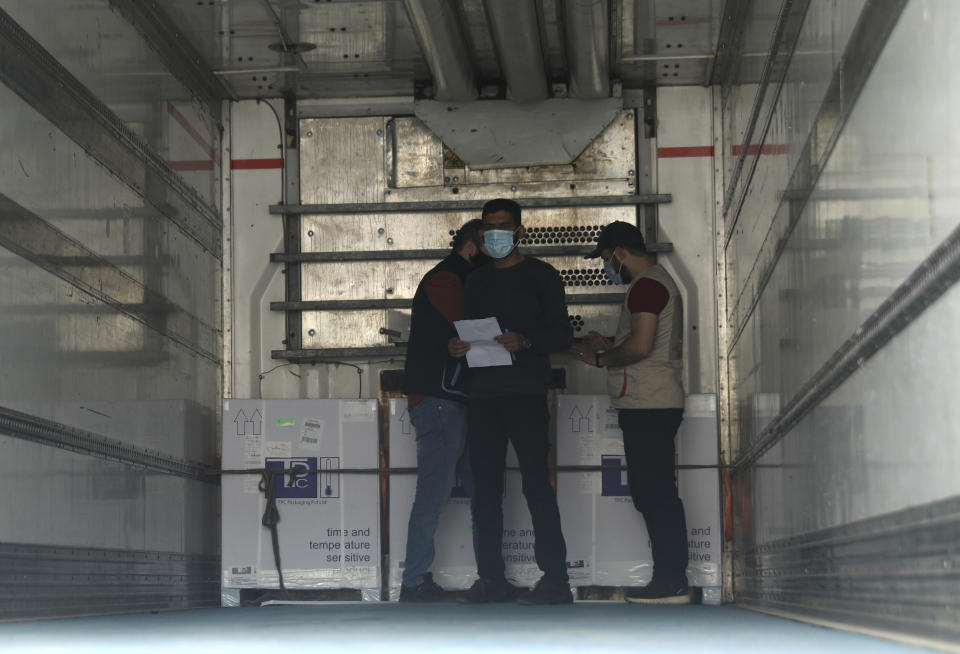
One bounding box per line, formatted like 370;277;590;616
626;113;633;120
387;238;394;245
308;329;316;336
378;228;385;235
306;131;313;138
453;176;459;183
376;129;383;136
511;185;517;192
628;170;635;176
307;230;314;237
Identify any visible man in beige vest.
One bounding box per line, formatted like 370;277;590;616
571;220;691;604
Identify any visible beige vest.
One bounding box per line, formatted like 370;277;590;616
606;264;684;409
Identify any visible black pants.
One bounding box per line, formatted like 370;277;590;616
619;408;688;583
467;395;568;582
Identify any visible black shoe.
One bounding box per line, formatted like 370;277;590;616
456;577;522;604
399;572;447;602
516;576;573;605
624;578;691;605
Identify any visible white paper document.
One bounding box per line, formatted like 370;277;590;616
454;317;513;368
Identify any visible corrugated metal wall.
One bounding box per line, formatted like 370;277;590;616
0;4;222;617
718;0;960;642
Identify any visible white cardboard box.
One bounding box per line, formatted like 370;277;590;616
556;394;721;587
221;399;380;595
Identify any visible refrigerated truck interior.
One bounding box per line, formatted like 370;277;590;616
1;0;958;652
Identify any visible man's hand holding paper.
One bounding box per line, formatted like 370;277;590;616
453;317;513;367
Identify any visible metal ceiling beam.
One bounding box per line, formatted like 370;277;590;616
107;0;235;119
483;0;548;102
708;0;754;90
564;0;611;98
402;0;478;101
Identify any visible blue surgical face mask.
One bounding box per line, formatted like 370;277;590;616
484;229;517;259
603;254;624;284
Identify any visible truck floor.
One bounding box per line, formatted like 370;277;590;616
0;603;941;653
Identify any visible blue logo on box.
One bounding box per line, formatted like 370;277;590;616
266;457;317;498
601;455;631;497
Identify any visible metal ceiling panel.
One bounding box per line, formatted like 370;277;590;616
614;0;723;87
299;2;389;72
100;0;728;101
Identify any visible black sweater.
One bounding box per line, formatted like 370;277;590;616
463;257;573;398
402;253;473;402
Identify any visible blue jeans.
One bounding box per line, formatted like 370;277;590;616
402;397;476;587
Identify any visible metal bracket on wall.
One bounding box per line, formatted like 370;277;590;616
0;406;217;482
268;194;671;215
731;218;960;473
721;0;813;230
0;8;223;258
726;0;912;351
270;241;672;264
107;0;235;119
271;291;626;313
0;193;220;364
283;97;302;353
273;346;408;363
708;0;753;92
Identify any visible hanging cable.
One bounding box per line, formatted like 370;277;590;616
258;469;285;593
258;362;299;398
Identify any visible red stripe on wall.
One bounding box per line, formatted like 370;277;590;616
230;158;284;170
657;146;715;158
166;102;222;167
731;144;790;156
169;160;215;171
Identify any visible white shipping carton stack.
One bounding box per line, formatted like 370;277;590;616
556;394;721;590
221;399;381;598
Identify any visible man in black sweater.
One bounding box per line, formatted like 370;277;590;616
399;218;485;602
448;199;574;605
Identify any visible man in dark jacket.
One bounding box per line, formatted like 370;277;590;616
448;199;575;605
399;218;485;602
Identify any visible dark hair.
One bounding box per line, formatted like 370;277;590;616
481;198;522;225
452;218;484;252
